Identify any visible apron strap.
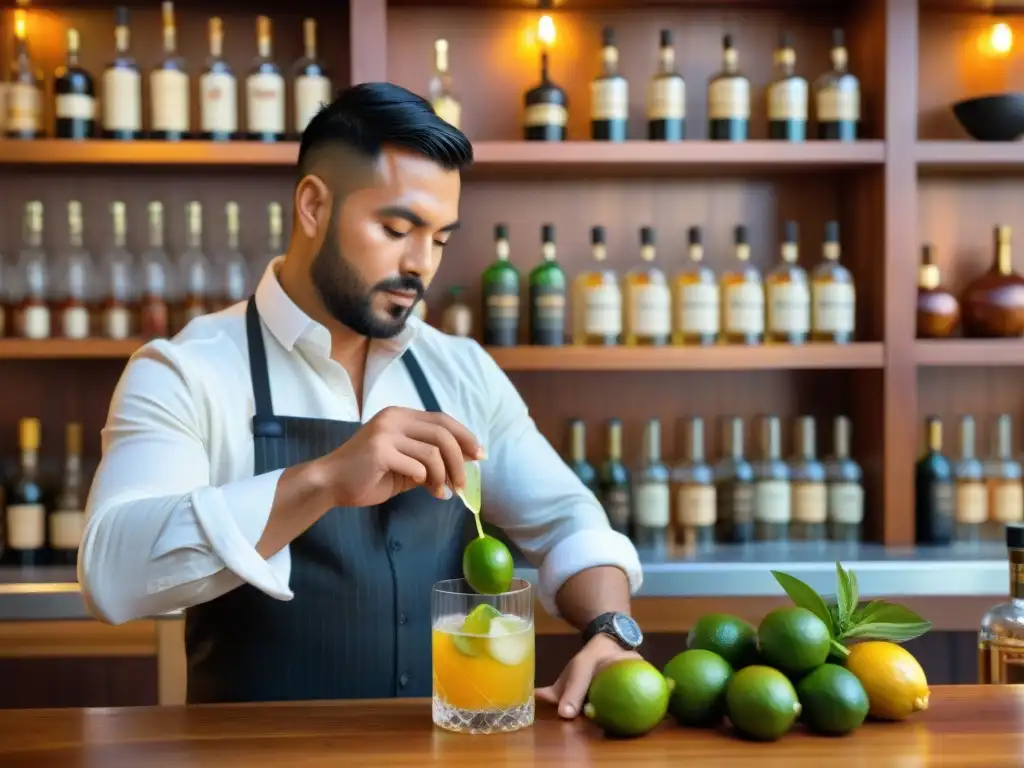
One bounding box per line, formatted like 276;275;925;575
400;351;442;413
246;296;283;437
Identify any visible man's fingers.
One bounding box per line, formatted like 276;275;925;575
383;446;428;487
392;437;448;496
556;660;594;719
535;684;560;705
422;412;485;460
404;422;467;491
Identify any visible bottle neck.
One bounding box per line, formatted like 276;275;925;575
1010;550;1024;601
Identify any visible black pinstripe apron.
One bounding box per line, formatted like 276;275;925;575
184;296;469;703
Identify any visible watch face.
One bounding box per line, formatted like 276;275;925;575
612;614;643;648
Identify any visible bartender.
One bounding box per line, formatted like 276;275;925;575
78;82;643;717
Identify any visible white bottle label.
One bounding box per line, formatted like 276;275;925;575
828;482;864;525
524;103;568;128
295;74;332;133
104;306;131;339
62;306;90;339
103;68;142;131
792;482;827;524
818;82;860;122
151;69;190;132
768;283;810;334
955;481;988;524
678;283;720;335
646;77;685;120
677;485;716;527
200;71;238;133
21;306;51;339
767;78;808;121
631;284;671;337
992;482;1024;523
724;283;764;334
708;78;750;120
812;282;855;334
441;306;471;337
634;482;670;527
7;504;46;549
7;83;41;133
584;285;622;336
50;509;85;550
755;480;791;523
56;93;96;121
591;78;628;121
247;72;285;134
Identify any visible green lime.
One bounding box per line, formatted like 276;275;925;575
687;613;759;670
463;535;514;595
725;665;802;742
452;603;501;657
583;659;674;738
757;607;831;679
663;649;733;727
796;663;869;736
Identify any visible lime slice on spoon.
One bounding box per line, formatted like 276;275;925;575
455;460;484;538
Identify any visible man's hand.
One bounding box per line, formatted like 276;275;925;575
536;634;642;719
315;406;485;508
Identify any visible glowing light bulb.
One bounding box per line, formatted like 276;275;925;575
538;15;556;48
14;9;26;39
990;22;1013;54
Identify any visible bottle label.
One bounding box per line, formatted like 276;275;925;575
792;481;827;524
677;485;716;527
708;77;750;120
104;306;132;339
431;95;461;129
200;71;238;133
812;282;855;334
591;78;628;121
630;284;671;337
103;68;142;131
817;82;860;122
151;69;190;132
646;77;685;120
601;487;631;531
754;480;791;523
678;283;720;335
767;78;808;121
955;481;988;524
828;482;864;524
7;83;41;133
523;103;568;128
62;306;90;339
49;509;85;551
992;481;1024;523
635;482;670;527
724;283;764;334
247;72;285;134
530;286;565;344
441;306;472;337
484;293;518;340
718;481;755;527
584;285;622;336
20;306;51;339
930;481;955;526
295;74;332;133
768;283;810;334
7;503;45;550
56;93;96;121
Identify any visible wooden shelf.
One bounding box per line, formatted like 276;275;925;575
0;339;143;360
0;140;299;168
915;339;1024;367
916;141;1024;172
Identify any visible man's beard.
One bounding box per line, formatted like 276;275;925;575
310;221;425;340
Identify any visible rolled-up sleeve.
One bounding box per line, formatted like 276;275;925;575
79;340;292;626
470;345;642;616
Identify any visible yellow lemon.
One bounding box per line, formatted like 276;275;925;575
845;641;930;721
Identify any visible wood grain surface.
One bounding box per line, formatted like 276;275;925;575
0;686;1020;767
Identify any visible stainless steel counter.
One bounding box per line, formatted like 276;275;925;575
0;543;1009;622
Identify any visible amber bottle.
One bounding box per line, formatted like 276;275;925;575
916;244;959;339
961;226;1024;338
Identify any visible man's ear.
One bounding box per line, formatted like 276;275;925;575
294;174;332;241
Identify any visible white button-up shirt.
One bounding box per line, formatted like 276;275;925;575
79;258;642;625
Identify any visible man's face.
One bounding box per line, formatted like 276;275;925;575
310;147;462;339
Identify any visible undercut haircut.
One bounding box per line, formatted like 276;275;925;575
297;82;473;182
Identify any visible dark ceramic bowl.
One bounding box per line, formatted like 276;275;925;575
952;94;1024;141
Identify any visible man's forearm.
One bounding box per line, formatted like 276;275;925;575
255;458;335;559
554;565;632;630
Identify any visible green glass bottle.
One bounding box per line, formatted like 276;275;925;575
481;223;520;346
529;223;566;345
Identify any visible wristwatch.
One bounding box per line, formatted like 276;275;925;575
582;612;643;651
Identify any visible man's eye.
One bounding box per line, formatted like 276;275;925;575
433;240;448;248
383;225;407;239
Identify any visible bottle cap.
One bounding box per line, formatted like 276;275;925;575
591;226;606;245
1007;523;1024;550
494;223;508;240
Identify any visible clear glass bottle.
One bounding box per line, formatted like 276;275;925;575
573;226;621;346
441;286;472;337
754;415;791;542
246;16;285;142
598;419;631;537
672;226;719;346
13;202;49;340
715;416;755;544
825;415;864;542
213;202;248;311
766;31;807;142
954;415;987;544
428;38;461;130
672;417;716;551
98;201;135;340
814;28;860;141
292;19;331;138
720;225;764;345
138;201;172;340
6;10;43;140
634;418;671;550
199;17;237;142
707;34;749;141
646;29;685;141
985;414;1024;542
528;224;566;345
765;220;810;345
811;220;856;343
55;201;92;340
623;226;671;346
565;419;597;494
150;1;190;141
49;422;85;566
102;6;142;140
790;416;827;542
251;201;283;287
481;224;520;347
178;201;211;331
54;28;96;140
977;523;1024;684
591;26;628;142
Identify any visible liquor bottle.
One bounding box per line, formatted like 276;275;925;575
715;416;755;544
572;226;621;346
977;522;1024;684
151;1;190;140
0;248;7;338
102;6;142;140
528;224;566;346
633;418;671;550
56;201;92;340
6;10;43;139
481;224;520;347
99;201;134;340
254;201;285;283
811;220;856;343
916;416;954;545
672;417;716;550
672;226;719;346
591;27;628;141
565;419;598;494
720;225;764;345
765;220;810;345
954;415;987;543
199;17;237;142
766;31;807;142
138;201;172;339
215;202;248;311
523;51;568;141
707;34;749;141
247;16;286;142
293;19;331;137
623;227;671;346
428;39;461;130
754;415;790;542
598;419;631;537
647;29;685;141
14;202;49;340
3;418;46;566
50;422;85;566
790;416;827;542
54;29;96;140
814;28;860;141
441;286;472;337
917;244;960;339
960;226;1024;338
825;415;864;543
985;414;1024;542
178;202;211;331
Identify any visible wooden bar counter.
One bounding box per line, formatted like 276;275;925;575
0;686;1021;767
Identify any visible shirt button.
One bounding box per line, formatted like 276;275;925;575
398;613;408;625
390;539;402;553
399;672;410;688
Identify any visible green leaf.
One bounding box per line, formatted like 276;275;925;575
840;621;933;643
770;570;835;636
835;562;858;629
851;599;884;625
